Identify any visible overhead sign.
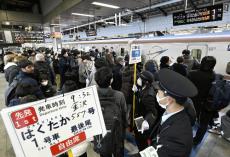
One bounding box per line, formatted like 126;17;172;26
129;45;141;64
1;86;106;157
173;4;223;26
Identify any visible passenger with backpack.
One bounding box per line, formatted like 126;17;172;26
8;81;39;107
94;67;127;157
188;56;217;146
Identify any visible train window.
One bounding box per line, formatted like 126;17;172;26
226;62;230;74
121;48;125;56
191;49;202;62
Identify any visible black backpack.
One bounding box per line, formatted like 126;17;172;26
207;74;230;111
94;89;123;157
5;76;22;106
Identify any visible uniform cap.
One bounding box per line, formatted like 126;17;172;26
158;69;197;98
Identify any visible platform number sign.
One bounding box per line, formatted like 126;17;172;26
129;45;141;64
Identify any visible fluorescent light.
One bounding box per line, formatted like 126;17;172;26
50;24;62;26
72;13;94;17
4;21;10;25
92;2;120;9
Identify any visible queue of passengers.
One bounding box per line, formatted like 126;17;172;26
3;47;230;157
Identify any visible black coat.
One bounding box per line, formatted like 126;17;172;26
171;63;187;77
136;86;158;129
188;70;215;100
34;61;55;84
157;110;193;157
17;71;45;99
111;64;123;91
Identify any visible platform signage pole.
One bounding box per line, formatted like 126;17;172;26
129;45;141;128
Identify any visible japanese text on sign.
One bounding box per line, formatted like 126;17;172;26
1;86;106;157
173;4;223;26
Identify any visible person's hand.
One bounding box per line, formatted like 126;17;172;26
132;84;138;93
141;120;149;134
140;146;158;157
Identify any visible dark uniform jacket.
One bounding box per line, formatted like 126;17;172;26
157;110;193;157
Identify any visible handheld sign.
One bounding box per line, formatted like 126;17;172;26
1;86;106;157
129;45;142;65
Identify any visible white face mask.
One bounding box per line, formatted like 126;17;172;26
91;57;95;61
41;80;48;86
156;93;168;109
137;78;142;86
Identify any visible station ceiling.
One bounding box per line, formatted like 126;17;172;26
48;0;225;31
0;0;41;13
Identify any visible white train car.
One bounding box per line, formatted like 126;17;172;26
62;33;230;75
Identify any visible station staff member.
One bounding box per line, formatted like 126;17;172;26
132;69;198;157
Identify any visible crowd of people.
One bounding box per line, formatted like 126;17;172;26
2;46;230;157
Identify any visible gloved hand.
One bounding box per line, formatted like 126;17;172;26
140;146;158;157
141;120;149;134
132;84;138;93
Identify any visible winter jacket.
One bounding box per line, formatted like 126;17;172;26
121;66;134;105
4;62;20;84
34;61;55;84
135;85;158;130
171;63;188;77
188;70;215;100
17;71;45;100
111;64;123;91
183;55;200;71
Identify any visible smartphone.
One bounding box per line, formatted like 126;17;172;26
134;116;144;132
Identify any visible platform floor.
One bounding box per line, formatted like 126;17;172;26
0;73;229;157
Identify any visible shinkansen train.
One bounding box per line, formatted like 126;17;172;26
62;32;230;75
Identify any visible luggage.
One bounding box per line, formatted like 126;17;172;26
221;112;230;142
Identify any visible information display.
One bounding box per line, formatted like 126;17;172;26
173;4;223;26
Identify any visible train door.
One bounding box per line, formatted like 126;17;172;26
187;44;208;62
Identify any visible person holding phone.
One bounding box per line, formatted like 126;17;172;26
133;71;158;151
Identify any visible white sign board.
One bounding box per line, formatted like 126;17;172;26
1;86;106;157
4;30;13;43
129;45;141;64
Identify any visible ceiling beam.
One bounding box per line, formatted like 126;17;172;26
43;0;82;24
158;7;167;16
133;12;146;22
121;17;129;23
